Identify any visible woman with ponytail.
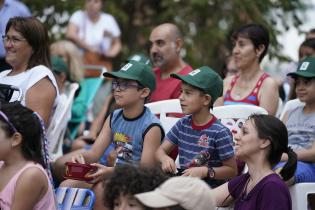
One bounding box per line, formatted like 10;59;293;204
0;102;56;210
212;114;297;210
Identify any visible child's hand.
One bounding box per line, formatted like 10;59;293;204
160;156;177;174
85;163;113;184
71;154;85;164
182;166;207;178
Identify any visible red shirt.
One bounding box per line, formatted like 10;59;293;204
150;65;193;102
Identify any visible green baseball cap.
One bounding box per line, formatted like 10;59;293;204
171;66;223;102
288;56;315;78
103;60;156;91
127;54;152;67
51;56;70;80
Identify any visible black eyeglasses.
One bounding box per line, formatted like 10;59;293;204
112;80;143;91
0;111;17;133
2;35;26;45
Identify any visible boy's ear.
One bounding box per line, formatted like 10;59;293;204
140;87;150;98
203;94;212;106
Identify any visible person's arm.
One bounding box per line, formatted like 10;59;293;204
11;167;50;210
26;77;56;126
66;22;94;52
211;182;233;207
104;37;122;58
156;140;177;173
80;116;112;163
282;140;315;162
258;77;279;116
213;156;238;179
140;125;163;167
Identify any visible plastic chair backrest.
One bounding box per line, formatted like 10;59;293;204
289;183;315;210
279;99;305;120
46;83;79;160
145;99;182;133
55;187;95;210
0;83;23;102
212;105;268;138
68;66;106;139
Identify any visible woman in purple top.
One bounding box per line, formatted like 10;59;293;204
213;114;297;210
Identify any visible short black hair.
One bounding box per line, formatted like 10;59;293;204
232;23;269;62
104;165;168;209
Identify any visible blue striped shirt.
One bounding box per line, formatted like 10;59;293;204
166;115;234;168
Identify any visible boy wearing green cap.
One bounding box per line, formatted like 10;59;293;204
276;56;315;184
156;66;237;187
55;60;164;182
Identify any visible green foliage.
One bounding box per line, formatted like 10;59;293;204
21;0;305;73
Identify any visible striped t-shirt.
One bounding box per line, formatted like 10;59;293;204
166;115;234;169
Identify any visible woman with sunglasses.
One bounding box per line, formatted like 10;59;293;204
212;114;297;210
0;17;58;126
0;102;56;210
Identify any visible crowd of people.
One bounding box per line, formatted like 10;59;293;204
0;0;315;210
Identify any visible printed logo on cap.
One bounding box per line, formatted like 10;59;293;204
300;62;309;71
189;69;201;76
121;63;133;71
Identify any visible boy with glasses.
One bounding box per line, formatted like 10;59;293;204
54;60;164;179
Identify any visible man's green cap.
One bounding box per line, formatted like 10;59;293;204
127;54;152;67
171;66;223;102
288;56;315;78
51;56;70;80
103;60;156;91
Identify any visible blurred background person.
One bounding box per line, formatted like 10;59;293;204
0;17;58;126
50;39;84;84
0;0;31;71
66;0;121;72
215;23;279;116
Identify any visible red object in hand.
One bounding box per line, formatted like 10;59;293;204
187;151;211;168
64;162;97;181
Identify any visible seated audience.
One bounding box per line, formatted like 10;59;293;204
215;23;279;116
277;57;315;186
53;60;164;210
0;17;58;126
156;66;237;188
212;114;297;210
0;102;56;210
135;176;216;210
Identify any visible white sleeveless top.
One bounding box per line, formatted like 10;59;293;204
0;65;59;109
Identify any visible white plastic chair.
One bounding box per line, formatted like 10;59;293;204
279;99;305;121
145;99;182;133
290;183;315;210
212;105;268;138
46;82;79;160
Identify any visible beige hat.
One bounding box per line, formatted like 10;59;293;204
134;177;215;210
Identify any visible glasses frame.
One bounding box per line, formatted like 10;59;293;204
2;35;26;45
112;80;143;91
0;111;17;133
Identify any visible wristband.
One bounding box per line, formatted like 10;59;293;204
207;167;215;179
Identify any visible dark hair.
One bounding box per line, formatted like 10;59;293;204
0;102;45;167
232;23;269;62
249;114;297;181
5;17;51;69
104;165;168;209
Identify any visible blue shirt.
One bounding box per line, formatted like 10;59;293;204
0;0;31;57
110;107;164;165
